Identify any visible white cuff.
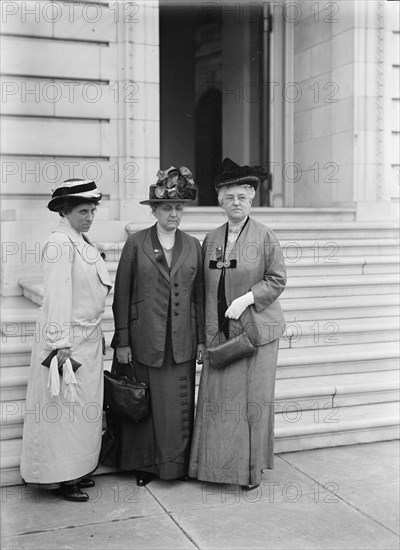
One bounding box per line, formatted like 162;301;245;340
242;291;255;307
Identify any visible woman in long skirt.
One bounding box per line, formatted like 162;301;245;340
101;165;204;486
189;158;287;490
20;179;112;501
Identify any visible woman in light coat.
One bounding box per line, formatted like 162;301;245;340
20;179;112;502
189;158;287;490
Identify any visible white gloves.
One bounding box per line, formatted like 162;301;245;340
225;291;254;320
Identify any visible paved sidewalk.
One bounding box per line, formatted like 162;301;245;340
1;441;399;550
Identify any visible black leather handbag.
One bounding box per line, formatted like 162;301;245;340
208;329;256;370
103;361;150;423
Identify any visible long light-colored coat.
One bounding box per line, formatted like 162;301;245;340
20;219;111;484
189;217;287;486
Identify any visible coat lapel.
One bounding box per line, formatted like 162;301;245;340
208;224;228;260
53;220;92;262
142;225;170;281
170;230;190;279
53;219;112;291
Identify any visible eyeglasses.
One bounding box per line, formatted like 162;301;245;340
224;195;249;203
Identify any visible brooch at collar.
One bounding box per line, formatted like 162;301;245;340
209;246;237;269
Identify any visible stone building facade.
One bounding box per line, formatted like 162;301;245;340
0;0;399;485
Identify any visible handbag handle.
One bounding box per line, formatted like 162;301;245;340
209;319;228;347
209;318;248;347
118;360;138;381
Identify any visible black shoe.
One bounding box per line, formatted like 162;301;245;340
136;472;153;487
78;477;95;489
242;484;260;491
179;475;192;482
61;484;89;502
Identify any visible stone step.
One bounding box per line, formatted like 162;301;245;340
189;207;358;222
0;367;30;402
17;278;44;307
283;274;399;298
3;363;399;424
101;255;400;283
274;370;400;411
18;272;400;307
2;368;398;440
285;256;399;276
2;337;398;377
4;307;398;351
125;219;399;240
2;400;398;485
274;401;400;453
280;316;399;349
280;239;399;258
282;294;400;321
3;294;398;339
2;339;398;405
275;341;400;378
97;238;400;263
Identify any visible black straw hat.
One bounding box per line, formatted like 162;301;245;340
48;179;102;212
215;158;269;191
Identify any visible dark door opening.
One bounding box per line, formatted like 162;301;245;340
160;1;270;206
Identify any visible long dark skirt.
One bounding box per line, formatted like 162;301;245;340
101;341;196;480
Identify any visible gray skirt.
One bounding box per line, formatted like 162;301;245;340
189;339;279;486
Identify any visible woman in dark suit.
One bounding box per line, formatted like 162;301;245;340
189;158;287;490
101;166;204;486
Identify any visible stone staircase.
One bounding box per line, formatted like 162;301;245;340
1;208;399;485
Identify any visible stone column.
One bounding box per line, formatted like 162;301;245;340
291;0;397;219
115;0;160;223
352;0;398;220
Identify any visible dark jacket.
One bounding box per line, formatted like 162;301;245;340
111;224;204;367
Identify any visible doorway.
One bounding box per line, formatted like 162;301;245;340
159;1;271;206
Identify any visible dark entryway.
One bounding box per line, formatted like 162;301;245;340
159;1;271;206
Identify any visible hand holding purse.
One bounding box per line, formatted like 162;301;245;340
207;322;256;370
41;350;81;374
103;360;150;423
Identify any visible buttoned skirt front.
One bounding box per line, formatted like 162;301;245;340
102;339;196;480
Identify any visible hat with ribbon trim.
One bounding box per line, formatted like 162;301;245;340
140;166;197;205
47;179;102;212
215;158;269;191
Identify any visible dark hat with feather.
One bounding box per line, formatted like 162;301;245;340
215;158;269;191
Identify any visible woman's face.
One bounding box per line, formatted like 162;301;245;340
65;202;97;233
154;202;184;232
220;185;252;223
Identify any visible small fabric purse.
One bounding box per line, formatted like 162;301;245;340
41;350;81;374
103;361;150;423
207;327;256;370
